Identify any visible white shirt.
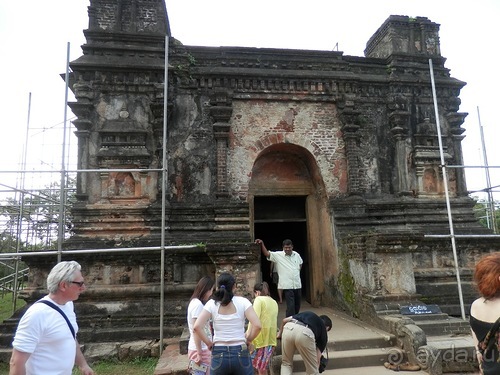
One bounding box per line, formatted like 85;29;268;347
12;296;78;375
203;296;252;345
268;251;303;289
187;298;212;350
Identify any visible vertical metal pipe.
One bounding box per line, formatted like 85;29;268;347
13;92;32;314
429;59;466;320
159;34;169;356
57;42;71;263
477;107;497;233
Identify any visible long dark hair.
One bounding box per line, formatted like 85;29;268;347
212;272;235;306
190;276;215;303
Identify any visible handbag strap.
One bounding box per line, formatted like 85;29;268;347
322;346;329;359
478;316;500;355
37;300;76;339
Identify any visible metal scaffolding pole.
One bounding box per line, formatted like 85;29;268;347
477;106;497;233
159;34;170;357
429;58;466;320
12;92;32;314
57;42;71;262
0;245;198;259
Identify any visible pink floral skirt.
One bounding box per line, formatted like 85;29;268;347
251;345;275;371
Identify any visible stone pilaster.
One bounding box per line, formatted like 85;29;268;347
150;99;173;195
446;112;468;197
389;110;411;195
340;108;362;196
210;91;233;198
68;101;93;201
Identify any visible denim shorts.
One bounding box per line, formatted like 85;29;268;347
211;344;253;375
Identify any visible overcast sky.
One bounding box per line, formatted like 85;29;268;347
0;0;498;200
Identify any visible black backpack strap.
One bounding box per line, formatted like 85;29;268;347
37;300;76;339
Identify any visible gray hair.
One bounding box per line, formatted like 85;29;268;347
47;261;82;293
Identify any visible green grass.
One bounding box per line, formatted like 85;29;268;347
0;292;26;323
0;357;157;374
73;357;157;374
0;293;26;373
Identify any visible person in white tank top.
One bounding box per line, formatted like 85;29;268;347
194;272;262;375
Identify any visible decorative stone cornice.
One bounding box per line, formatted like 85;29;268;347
68;102;93;133
210;106;233;124
446;112;467;136
389;110;410;131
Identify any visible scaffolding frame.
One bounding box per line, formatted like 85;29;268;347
0;39;174;355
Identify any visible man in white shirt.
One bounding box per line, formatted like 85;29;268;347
256;238;303;317
9;261;94;375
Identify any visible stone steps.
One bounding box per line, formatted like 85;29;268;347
412;316;470;336
376;303;477;374
160;306;410;375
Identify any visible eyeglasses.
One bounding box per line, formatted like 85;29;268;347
71;281;85;287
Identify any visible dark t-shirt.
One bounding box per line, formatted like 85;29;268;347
470;315;500;375
293;311;329;352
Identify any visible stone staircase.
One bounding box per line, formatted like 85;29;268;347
157;301;481;374
373;301;478;374
280;330;429;375
411;313;476;374
158;305;429;375
273;307;477;375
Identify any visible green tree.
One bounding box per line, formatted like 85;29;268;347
0;177;76;253
473;196;500;232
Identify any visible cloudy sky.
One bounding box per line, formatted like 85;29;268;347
0;0;498;200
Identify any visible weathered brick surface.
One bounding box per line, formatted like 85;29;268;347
229;101;346;198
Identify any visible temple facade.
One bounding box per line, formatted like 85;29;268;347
10;0;498;345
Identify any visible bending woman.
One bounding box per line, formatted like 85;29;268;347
194;272;262;375
187;276;215;372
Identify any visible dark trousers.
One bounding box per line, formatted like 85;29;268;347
283;288;301;317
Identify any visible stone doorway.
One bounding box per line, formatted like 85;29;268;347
254;196;309;303
249;143;336;307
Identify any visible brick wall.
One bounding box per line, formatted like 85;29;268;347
228;100;346;199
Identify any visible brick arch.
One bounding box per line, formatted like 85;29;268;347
253;133;329;169
247;132;339;198
249;142;323;197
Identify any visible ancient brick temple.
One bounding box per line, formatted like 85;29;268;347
12;0;499;345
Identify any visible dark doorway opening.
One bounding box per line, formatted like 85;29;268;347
253;196;309;303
